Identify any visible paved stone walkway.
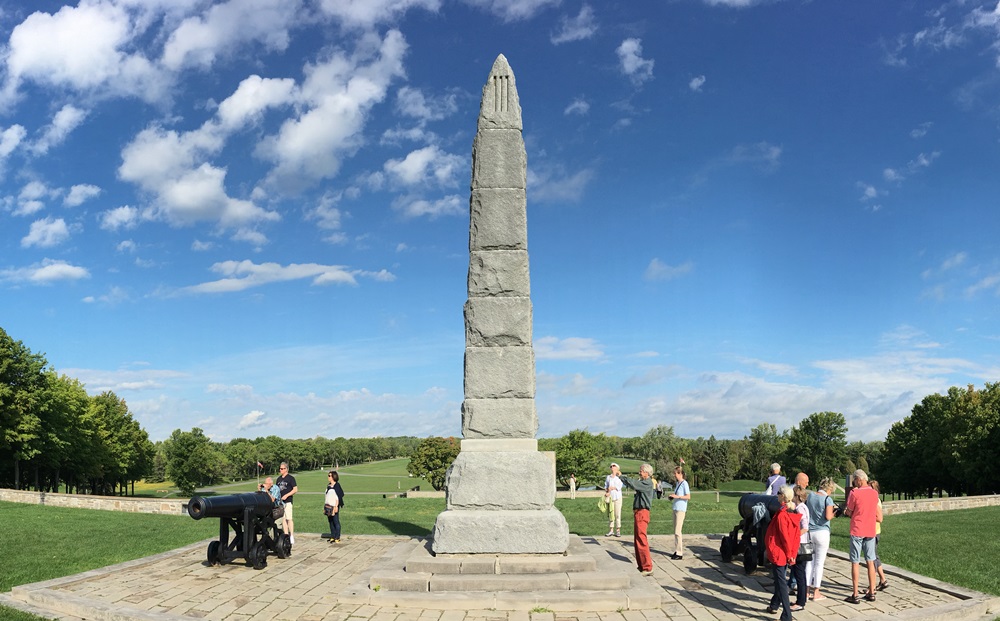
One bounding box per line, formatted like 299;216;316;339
5;535;998;621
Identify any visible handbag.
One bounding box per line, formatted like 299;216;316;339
323;504;335;516
272;506;284;521
798;536;814;562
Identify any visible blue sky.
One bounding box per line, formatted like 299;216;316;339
2;0;1000;444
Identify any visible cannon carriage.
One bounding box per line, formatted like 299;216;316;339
719;493;783;574
187;492;291;570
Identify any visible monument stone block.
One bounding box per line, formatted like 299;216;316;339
472;130;527;189
468;250;530;298
465;297;532;347
470;189;527;251
464;347;535;399
461;399;537;439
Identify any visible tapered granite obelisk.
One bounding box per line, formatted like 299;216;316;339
431;55;569;554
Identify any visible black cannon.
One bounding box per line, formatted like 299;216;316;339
719;493;784;574
188;492;291;570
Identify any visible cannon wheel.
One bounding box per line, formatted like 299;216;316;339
743;543;758;574
275;533;289;559
720;535;733;563
250;542;268;570
206;540;221;566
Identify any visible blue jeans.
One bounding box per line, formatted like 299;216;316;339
327;512;341;539
769;564;792;621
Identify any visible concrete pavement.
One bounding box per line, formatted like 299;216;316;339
4;534;998;621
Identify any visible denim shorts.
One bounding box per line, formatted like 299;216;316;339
849;535;876;562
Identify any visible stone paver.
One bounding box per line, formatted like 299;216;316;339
5;534;999;621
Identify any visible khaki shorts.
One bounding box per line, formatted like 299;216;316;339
282;503;294;522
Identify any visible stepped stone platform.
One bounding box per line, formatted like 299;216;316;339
349;535;663;610
3;534;999;621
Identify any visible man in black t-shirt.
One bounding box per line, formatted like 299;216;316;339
276;462;298;544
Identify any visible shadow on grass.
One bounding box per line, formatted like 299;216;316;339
366;515;430;537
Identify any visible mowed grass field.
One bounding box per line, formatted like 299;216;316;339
206;458;433;496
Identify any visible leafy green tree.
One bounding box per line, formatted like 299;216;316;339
738;423;783;482
0;328;49;488
882;392;957;497
406;436;460;490
165;428;223;495
555;429;608;487
781;412;849;481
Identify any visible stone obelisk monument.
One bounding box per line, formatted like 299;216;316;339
431;55;569;554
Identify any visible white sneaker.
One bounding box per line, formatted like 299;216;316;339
605;531;614;537
290;535;295;544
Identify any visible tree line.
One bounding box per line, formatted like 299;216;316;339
4;326;998;498
1;327;153;495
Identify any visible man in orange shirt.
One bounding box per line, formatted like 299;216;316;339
843;469;883;604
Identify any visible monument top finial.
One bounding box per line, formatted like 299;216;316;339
478;54;522;131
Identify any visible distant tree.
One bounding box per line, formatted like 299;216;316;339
738;423;783;482
165;428;223;495
407;436;460;490
555;429;608;487
781;412;849;481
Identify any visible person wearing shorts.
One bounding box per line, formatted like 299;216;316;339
843;469;882;604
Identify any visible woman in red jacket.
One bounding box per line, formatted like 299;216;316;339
764;486;802;620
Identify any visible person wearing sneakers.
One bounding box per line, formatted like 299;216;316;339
621;463;655;575
604;463;623;537
276;462;298;545
667;466;690;559
843;469;882;604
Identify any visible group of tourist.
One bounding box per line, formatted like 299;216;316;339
600;459;889;618
259;463;346;545
764;463;888;621
602;462;690;576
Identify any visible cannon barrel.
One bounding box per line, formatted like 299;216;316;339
737;493;783;520
188;492;273;520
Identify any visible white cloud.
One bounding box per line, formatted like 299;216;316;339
535;336;604;361
384;145;464;187
689;75;706;92
30;105;87;155
551;5;597;44
394;194;463;219
13;180;57;216
394;86;458;122
258;30;408;190
216;75;297;131
644;258;694;282
99;205;139;231
317;0;441;29
192;240;214;251
727;141;782;172
119;126;277;227
622;365;684;388
0;259;90;284
910;121;932;139
0;124;27;161
237;410;268;430
180;260;395;294
564;98;590;115
81;285;129;305
21;216;71;248
1;2;165;106
966;272;1000;297
462;0;559;22
883;151;940;184
161;0;302;71
527;164;595;203
306;192;345;230
64;184;102;207
616;38;654;86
